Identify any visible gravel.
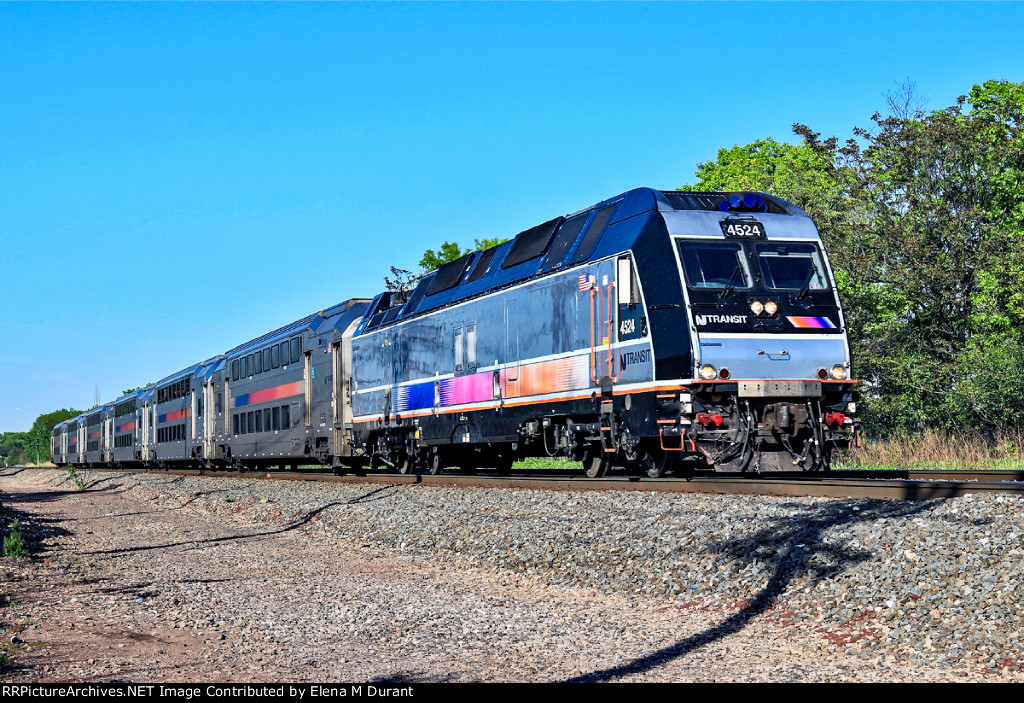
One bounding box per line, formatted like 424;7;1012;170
3;467;1024;681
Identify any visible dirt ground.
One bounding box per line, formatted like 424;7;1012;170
0;469;994;682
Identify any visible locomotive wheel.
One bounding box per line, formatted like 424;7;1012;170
493;451;513;476
640;448;678;478
583;448;611;478
397;450;417;475
428;450;444;475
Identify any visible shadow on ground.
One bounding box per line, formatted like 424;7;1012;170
80;484;398;557
567;497;944;682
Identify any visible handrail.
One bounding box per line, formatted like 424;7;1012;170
589;284;600;383
606;282;618;382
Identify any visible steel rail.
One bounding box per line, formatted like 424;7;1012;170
29;465;1024;501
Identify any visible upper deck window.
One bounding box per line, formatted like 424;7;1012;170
755;243;830;291
677;241;753;290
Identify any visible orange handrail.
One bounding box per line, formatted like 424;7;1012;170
606;282;618;382
589;284;600;383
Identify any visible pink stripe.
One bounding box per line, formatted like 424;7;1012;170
249;381;304;405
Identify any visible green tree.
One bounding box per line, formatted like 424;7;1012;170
843;82;1024;431
419;242;469;272
680;80;1024;435
0;432;28;466
1;409;84;465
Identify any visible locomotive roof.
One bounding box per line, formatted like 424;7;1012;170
355;187;812;335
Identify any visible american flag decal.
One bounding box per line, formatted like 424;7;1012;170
578;274;590;292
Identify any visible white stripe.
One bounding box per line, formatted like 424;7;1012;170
352;339;654;396
698;332;842;341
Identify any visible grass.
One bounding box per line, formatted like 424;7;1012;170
512;457;582;471
835;428;1024;471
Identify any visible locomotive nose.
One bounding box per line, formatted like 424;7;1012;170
697;335;847;381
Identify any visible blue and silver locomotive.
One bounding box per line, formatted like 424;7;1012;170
54;188;858;476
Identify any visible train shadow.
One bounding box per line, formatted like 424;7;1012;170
80;485;399;557
567;497;944;682
0;496;75;559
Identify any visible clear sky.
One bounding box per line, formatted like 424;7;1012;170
2;1;1022;432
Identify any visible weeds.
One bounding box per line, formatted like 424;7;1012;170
67;466;84;490
836;428;1024;470
3;521;28;558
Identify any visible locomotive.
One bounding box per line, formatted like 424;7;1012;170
52;187;859;477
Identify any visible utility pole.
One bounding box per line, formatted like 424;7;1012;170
35;437;40;466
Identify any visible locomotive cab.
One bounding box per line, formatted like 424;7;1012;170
661;193;858;471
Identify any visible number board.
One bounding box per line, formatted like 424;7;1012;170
720;220;766;238
618;305;646;342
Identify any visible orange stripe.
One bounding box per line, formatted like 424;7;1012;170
356;378;860;425
690;378;859;384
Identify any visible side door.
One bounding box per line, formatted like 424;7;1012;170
502;299;518;398
589;259;619;387
204;377;216;459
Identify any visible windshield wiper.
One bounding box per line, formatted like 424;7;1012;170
795;267;818;300
719;265;744;299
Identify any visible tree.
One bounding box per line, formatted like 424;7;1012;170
679;80;1024;435
0;433;26;466
839;82;1024;431
419;242;469;272
18;408;83;465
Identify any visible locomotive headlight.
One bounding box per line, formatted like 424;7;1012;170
749;300;764;316
830;364;847;380
846;402;857;414
699;364;717;380
764;300;779;316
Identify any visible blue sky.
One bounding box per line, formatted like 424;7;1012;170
2;1;1022;432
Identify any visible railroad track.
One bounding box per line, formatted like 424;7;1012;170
31;465;1024;501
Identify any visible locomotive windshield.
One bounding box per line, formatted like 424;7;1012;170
677;241;753;289
678;239;832;293
755;242;830;291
